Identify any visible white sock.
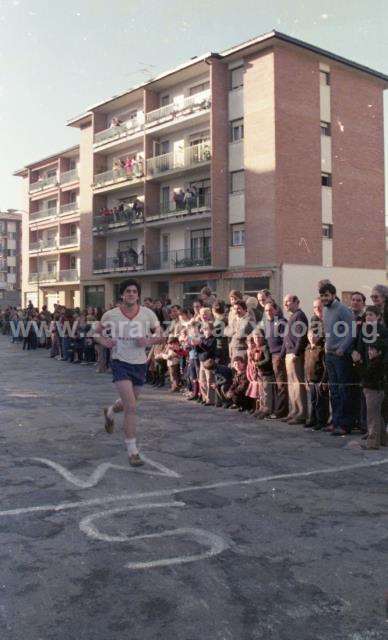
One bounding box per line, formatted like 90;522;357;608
125;438;138;456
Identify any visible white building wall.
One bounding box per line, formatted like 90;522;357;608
321;187;332;224
229;246;245;267
229;140;244;172
229;193;245;223
228;88;244;120
282;264;386;311
322;238;333;267
321;136;332;173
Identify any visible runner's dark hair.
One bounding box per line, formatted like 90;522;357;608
119;278;141;297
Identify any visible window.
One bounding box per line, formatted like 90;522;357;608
155;140;170;155
84;285;105;309
244;277;270;296
69;190;77;203
320;121;331;136
322;223;333;239
161;186;170;211
118;239;137;252
183;280;215;303
230;170;245;193
230;66;244;90
7;249;16;257
320;70;330;86
7;266;16;274
231;224;245;246
47;169;57;178
190;228;211;259
321;173;332;187
160;95;170;107
47;261;57;274
47;199;57;210
190;178;211;208
230;118;244;142
69;255;77;269
68;159;76;170
189;82;210;96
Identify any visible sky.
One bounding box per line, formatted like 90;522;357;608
0;0;387;210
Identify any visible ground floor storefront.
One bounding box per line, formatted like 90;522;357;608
22;285;80;311
80;263;387;309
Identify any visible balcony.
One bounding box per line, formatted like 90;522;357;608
29;238;58;252
59;269;79;282
145;90;211;127
94;118;144;147
29;175;58;193
61;169;79;184
93;251;144;274
147;192;211;223
59;235;78;248
30;207;58;222
29;271;58;283
147;248;211;271
92;165;144;190
146;141;211;178
93;205;144;232
60;202;79;215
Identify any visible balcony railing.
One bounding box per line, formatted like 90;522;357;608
30;207;58;222
29;271;58;283
93;251;144;273
29;238;57;252
60;202;79;215
147;248;211;271
59;269;79;282
145;89;211;126
146;141;211;178
94;118;144;146
93;165;144;189
59;235;78;247
93;207;144;230
29;175;58;193
147;192;211;222
61;169;79;184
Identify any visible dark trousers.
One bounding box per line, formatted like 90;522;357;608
271;354;289;417
325;353;353;431
308;383;330;428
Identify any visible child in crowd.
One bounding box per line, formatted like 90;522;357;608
205;358;234;408
164;336;186;392
225;356;250;412
304;327;329;430
353;305;388;449
249;330;274;418
196;322;217;405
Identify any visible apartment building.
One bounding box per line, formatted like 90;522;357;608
16;31;388;309
0;210;22;307
15;146;81;310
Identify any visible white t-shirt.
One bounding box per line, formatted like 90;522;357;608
100;305;160;365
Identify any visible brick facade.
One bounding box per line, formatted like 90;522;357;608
331;66;385;269
275;44;322;265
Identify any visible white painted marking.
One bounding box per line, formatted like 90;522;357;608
1;457;388;518
79;502;186;542
80;506;228;570
27;455;180;488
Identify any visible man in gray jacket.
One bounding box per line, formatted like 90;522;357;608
319;282;355;436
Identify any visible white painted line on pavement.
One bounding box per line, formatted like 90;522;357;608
27;455;180;488
1;456;387;518
80;504;229;570
79;502;186;542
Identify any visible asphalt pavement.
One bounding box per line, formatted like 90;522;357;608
0;336;388;640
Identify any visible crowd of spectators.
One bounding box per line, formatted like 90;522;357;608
1;282;388;451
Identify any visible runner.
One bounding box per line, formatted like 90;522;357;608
95;278;165;466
